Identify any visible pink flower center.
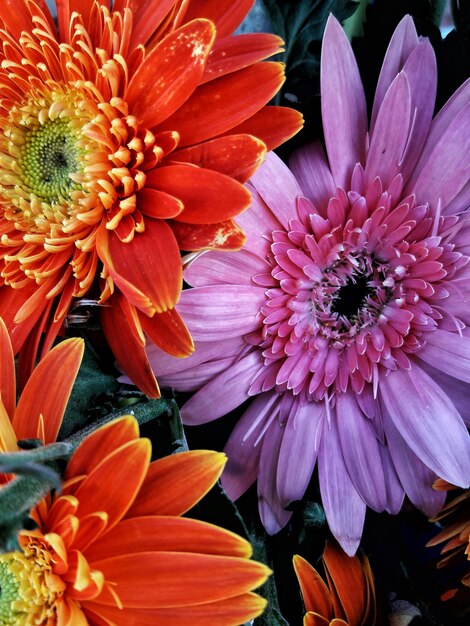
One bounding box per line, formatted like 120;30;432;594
250;168;468;403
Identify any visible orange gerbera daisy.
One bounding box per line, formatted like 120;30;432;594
293;542;376;626
427;480;470;599
0;415;270;625
0;0;303;395
0;317;84;469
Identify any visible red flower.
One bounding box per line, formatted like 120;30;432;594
0;0;302;394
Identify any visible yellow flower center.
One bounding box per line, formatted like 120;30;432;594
0;546;64;625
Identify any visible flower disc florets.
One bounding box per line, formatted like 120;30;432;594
254;166;467;402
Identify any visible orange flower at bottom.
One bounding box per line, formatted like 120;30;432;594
0;417;270;625
293;542;376;626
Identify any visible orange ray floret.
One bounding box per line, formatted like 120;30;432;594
0;317;84;478
293;542;377;626
0;416;271;625
0;0;303;395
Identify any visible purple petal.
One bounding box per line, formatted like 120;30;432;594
152;355;237;392
318;412;367;556
176;285;265;341
237;186;284;257
321;15;368;188
148;336;244;376
249;151;303;230
276;399;324;507
398;40;437;182
289;142;336;213
442;178;470;216
379;365;470;487
383;411;446;516
258;418;293;534
336;392;387;511
184;249;270;287
415;358;470;426
405;79;470;212
379;444;405;514
371;15;419;131
416;329;470;383
222;392;280;500
365;72;412;188
181;350;263;424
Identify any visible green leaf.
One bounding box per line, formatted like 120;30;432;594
59;338;119;439
261;0;358;103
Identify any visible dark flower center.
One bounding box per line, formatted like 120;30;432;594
332;273;372;320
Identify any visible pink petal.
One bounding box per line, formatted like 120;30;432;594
184;249;270;287
383;411;446;516
379;366;470;488
365;72;412;189
371;15;419;131
276;400;324;507
289;142;336;213
318;412;367;556
176;285;265;341
416;329;470;383
321;15;367;188
258;418;292;535
249;151;303;230
181;350;263;424
336;392;387;512
222;392;280;501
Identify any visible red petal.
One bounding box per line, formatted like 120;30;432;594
88;552;270;609
85;592;267;626
97;219;182;315
85;516;252;561
101;293;160;399
126;19;216;129
74;438;151;530
183;0;255;38
0;318;16;419
217;106;304;151
65;416;140;480
171;134;266;182
146;164;251;224
139;307;194;358
0;284;49;353
293;555;333;618
126;450;226;517
202;33;283;83
12;338;84;444
170;219;246;251
156;62;286;146
137;188;184;219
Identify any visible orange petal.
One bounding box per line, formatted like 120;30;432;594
293;555;333;618
89;551;270;608
85;516;252;562
0;317;16;419
65;416;140;480
171;134;266;182
304;614;331;626
56;596;89;626
123;0;181;48
126;19;216;129
72;512;109;554
202;33;284;83
170;219;246;251
0;397;17;454
126;450;226;517
139;307;194;358
97;220;182;315
85;592;267;626
137;188;184;219
146;164;251;224
100;294;160;399
0;283;48;353
183;0;255;38
156;62;285;146
12;338;84;444
74;438;151;530
323;542;367;626
218;106;304;151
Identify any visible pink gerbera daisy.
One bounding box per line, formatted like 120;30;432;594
147;15;470;554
